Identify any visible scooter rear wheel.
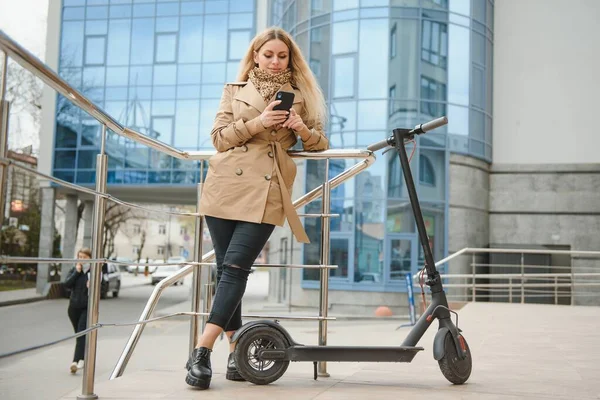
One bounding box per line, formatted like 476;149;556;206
234;326;290;385
438;332;472;384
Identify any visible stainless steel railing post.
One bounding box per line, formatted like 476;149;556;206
79;124;108;400
318;158;331;377
189;164;204;354
0;51;9;233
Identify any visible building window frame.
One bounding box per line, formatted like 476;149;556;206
390;23;397;59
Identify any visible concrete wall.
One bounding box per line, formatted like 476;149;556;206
447;154;490;299
493;0;600;164
489;163;600;305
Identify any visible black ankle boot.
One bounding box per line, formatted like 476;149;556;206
185;347;212;389
226;352;245;381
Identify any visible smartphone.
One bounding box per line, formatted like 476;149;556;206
273;91;295;114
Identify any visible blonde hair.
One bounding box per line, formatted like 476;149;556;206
238;27;327;128
78;248;92;258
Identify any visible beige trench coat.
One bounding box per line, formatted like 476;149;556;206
198;80;329;243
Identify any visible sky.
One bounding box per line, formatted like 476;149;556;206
0;0;49;152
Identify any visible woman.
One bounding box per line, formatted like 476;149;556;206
64;247;92;374
187;27;329;389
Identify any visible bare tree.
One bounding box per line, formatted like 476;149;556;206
4;60;43;152
102;203;147;259
137;229;147;264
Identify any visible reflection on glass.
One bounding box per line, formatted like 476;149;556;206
422;19;448;69
151;116;174;144
354;198;384;283
179;17;203;63
156;33;177;63
130;18;154;65
174;100;200;148
357;100;387;129
418;149;445;201
447;24;469;105
85;36;106;65
359;19;388;98
229;31;252;60
417;202;445;265
203;15;227;62
334;0;358;10
106;66;129;86
333;57;355;98
330;238;350;278
332;21;358;54
390;239;412;279
153;65;177;86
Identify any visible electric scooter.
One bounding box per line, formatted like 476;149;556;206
231;116;472;386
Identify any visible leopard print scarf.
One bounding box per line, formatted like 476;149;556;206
248;67;293;104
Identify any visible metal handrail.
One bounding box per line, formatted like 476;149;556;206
110;152;375;379
0;29;372;163
0;28;378;393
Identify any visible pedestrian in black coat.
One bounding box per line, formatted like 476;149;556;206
64;247;92;374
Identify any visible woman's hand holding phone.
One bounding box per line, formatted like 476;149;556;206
282;108;306;132
260;100;289;128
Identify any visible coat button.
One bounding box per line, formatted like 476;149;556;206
268;151;274;158
270;130;277;136
264;174;272;181
241;145;248;152
235;168;243;176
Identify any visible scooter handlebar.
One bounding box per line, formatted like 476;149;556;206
413;116;448;134
367;137;392;152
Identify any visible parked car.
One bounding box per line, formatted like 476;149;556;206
127;259;159;274
151;264;185;286
101;262;121;298
110;257;132;272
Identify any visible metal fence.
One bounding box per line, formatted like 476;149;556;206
425;248;600;306
0;29;376;398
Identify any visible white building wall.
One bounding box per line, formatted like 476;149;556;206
493;0;600;164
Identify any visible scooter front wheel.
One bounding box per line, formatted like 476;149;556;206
234;326;290;385
438;332;472;384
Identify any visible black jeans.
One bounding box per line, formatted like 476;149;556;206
68;305;87;362
205;216;275;331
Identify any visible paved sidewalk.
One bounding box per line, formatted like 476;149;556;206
0;273;149;307
52;301;600;400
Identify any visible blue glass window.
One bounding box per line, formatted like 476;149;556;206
182;2;204;15
110;5;132;18
229;13;253;29
64;7;85;20
106;66;129;86
174;100;200;148
151;116;174;144
130;18;155;65
153;65;177;85
206;1;228;14
229;30;251;60
358;19;388;98
61;22;85;67
129;66;153;85
156;16;179;32
155;33;178;63
333;56;355;98
179;17;203;63
107;20;131;65
156;2;179;16
203;15;228;62
86;6;109;19
133;3;155;17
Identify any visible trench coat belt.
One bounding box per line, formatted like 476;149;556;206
270;141;310;244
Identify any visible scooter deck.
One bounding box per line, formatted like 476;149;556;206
261;345;424;363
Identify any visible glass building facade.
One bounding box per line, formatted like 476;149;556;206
270;0;493;291
54;0;256;185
